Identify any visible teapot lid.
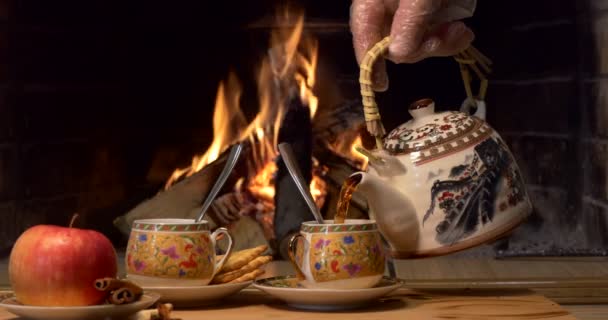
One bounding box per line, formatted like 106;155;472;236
383;98;492;164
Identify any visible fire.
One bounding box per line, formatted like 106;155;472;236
164;73;246;189
247;161;277;204
163;7;325;213
328;131;369;171
295;36;319;118
350;136;369;171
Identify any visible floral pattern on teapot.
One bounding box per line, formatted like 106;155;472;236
386;111;475;151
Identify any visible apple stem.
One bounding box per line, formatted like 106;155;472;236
69;213;79;228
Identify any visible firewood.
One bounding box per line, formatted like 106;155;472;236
312;99;365;147
274;94;315;260
113;143;251;235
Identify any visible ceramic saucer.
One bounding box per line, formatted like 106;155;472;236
253;276;402;311
142;281;252;308
0;292;160;320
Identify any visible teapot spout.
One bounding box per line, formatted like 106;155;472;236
354;147;407;178
352;172;419;256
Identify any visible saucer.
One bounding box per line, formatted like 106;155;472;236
142;281;252;308
0;292;160;320
253;276;402;311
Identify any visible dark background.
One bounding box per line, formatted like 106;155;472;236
0;0;605;257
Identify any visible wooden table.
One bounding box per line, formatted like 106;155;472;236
1;260;608;319
0;287;577;320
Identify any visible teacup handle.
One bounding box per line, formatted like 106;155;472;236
210;227;234;278
287;233;306;280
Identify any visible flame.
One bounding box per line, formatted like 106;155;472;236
296;36;319;118
164;7;324;211
328;133;369;171
247;161;277;204
351;137;369;171
268;8;319;119
164;73;246;189
243;8;321;205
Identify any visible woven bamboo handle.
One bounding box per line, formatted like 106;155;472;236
360;36;490;150
359;36;391;150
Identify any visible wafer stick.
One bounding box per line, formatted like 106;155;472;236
212;255;272;284
228;269;265;284
216;244;268;273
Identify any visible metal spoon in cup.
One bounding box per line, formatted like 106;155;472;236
195;143;244;222
277;143;324;224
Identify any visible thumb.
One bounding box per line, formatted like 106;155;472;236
350;0;389;91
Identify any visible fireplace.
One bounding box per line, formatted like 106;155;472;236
0;0;607;258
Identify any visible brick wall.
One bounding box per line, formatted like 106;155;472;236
582;0;608;250
468;0;608;255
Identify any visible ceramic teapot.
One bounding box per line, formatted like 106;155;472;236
351;39;532;258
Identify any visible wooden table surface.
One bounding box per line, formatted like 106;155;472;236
1;259;608;319
0;286;577;320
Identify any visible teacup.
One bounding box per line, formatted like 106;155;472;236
288;219;386;290
125;218;233;287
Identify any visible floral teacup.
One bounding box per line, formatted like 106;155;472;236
125;219;233;286
288;219;386;290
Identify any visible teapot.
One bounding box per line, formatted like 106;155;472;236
351;38;532;259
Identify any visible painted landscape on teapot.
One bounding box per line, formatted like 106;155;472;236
304;232;385;282
126;230;215;279
421;135;529;245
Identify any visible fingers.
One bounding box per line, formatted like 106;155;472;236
433;21;474;56
351;0;386;64
350;0;389;91
370;59;389;92
351;0;475;88
388;0;445;63
395;21;474;63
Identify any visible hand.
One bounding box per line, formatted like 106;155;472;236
350;0;475;91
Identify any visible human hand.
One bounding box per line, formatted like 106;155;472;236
350;0;476;91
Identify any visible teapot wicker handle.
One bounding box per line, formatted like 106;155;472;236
359;37;491;151
359;36;391;150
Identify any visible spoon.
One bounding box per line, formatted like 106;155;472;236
277;143;324;224
195;143;244;222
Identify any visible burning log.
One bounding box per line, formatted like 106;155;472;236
113;144;251;235
274;93;315;259
312;99;366;148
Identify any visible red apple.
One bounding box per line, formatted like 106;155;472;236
8;222;118;306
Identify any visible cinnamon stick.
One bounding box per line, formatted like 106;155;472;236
95;278;143;294
107;287;143;305
94;278;144;305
